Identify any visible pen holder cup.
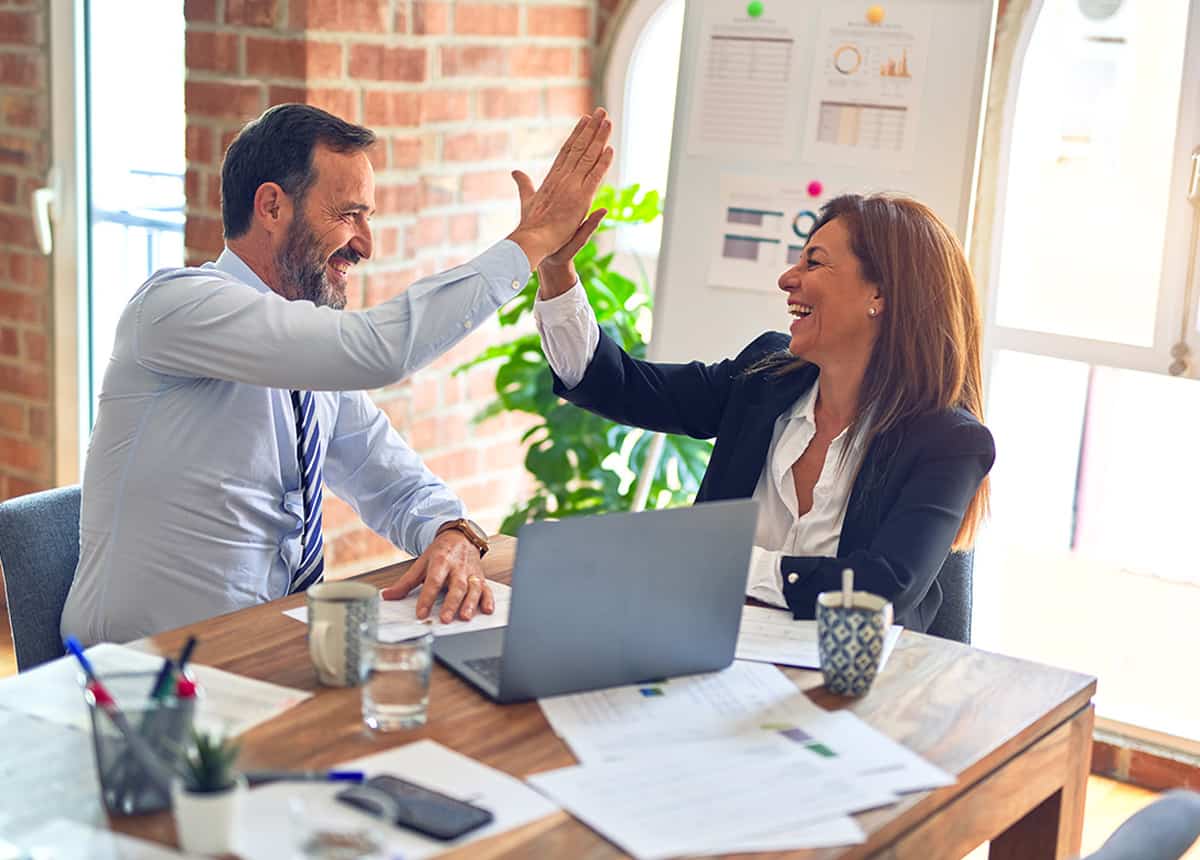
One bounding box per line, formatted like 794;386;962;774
84;671;195;815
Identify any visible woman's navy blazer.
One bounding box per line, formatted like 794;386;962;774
552;329;996;632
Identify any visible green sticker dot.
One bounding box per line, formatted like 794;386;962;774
747;1;764;17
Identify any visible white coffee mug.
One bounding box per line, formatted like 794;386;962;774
306;582;378;687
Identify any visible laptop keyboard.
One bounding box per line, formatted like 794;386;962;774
464;656;503;687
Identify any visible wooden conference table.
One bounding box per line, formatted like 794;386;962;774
113;536;1096;860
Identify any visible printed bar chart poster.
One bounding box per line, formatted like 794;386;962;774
708;174;832;293
686;0;809;161
802;2;932;169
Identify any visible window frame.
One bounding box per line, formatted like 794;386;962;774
980;0;1200;381
48;0;88;485
600;0;685;268
601;0;675;195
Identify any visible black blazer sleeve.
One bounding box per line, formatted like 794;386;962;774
551;327;786;440
780;416;995;625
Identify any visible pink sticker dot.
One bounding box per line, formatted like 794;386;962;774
807;181;823;197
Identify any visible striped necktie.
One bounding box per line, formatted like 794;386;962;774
289;390;325;593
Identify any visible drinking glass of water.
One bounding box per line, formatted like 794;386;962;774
362;627;433;731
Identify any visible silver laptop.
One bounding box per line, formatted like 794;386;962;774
433;499;759;703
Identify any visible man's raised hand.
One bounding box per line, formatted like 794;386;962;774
507;107;614;270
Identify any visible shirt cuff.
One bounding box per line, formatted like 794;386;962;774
533;280;588;322
745;545;787;608
414;513;466;556
471;239;533;303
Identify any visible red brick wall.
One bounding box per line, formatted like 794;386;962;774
0;0;52;503
184;0;601;576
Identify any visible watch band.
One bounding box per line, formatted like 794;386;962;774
436;518;489;557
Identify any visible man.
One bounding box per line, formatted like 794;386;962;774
61;103;612;645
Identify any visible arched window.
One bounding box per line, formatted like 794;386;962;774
975;0;1200;746
603;0;685;259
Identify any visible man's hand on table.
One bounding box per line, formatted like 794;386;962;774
379;528;495;623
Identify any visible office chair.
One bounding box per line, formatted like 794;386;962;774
0;485;81;671
1085;790;1200;860
925;551;973;644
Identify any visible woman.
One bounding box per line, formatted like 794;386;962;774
532;193;994;633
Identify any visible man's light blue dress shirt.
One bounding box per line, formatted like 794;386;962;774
61;241;530;645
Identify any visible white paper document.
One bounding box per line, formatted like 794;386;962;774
538;660;804;763
625;702;952;801
283;581;512;639
0;709;113;839
687;0;809;160
528;739;891;860
538;658;950;795
754;695;955;795
185;663;312;737
801;1;932;169
237;739;561;860
0;642;310;737
14;818;193;858
692;815;866;855
708;173;836;293
736;604;903;671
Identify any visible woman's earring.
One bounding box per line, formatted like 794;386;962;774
868;307;878;318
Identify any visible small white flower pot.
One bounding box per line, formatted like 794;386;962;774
171;776;246;856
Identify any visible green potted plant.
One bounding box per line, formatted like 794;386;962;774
455;184;713;531
171;729;244;855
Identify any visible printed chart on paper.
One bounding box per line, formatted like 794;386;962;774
802;3;932;169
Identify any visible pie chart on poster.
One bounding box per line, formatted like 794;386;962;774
833;44;862;75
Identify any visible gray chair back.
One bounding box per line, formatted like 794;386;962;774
0;485;81;671
1086;790;1200;860
926;550;973;643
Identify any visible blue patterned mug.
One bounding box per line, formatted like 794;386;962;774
307;582;378;687
816;589;894;697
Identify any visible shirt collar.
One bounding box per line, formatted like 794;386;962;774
784;377;857;447
209;247;273;295
785;378;819;424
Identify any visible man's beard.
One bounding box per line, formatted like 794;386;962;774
275;218;350;310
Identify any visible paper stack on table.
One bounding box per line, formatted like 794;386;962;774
237;739;560;860
0;642;311;737
283;581;512;639
532;661;953;859
736;605;903;670
528;737;893;860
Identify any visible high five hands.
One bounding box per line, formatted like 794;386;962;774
507;107;614;272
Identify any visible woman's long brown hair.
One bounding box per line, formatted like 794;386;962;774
772;193;989;549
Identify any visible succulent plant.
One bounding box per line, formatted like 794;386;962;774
182;729;241;794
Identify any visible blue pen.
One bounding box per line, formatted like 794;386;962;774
64;636;98;683
245;770;366;787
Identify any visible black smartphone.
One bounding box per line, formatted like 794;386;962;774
336;774;495;841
